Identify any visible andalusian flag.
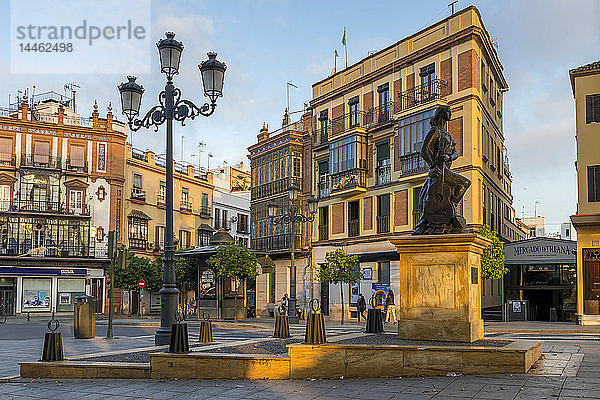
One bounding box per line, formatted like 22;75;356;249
341;27;347;45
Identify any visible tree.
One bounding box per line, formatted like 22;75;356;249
478;225;507;279
318;248;361;324
114;252;162;291
207;242;258;322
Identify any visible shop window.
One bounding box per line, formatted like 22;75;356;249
56;278;85;312
378;261;390;283
22;277;51;312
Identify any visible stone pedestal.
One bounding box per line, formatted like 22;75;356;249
389;234;491;343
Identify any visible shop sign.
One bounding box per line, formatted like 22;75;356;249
59;293;71;305
23;290;50;308
527;265;556;272
0;267;87;276
350;283;359;305
504;238;576;264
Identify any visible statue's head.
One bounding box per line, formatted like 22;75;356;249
430;105;451;127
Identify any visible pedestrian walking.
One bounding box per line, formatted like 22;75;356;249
280;293;289;316
385;289;397;324
357;294;366;322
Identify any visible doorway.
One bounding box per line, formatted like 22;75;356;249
0;289;14;316
91;278;104;313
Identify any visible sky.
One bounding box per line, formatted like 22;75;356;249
1;0;598;233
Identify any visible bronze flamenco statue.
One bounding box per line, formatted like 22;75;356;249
413;105;471;235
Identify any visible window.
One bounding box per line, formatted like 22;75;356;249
0;185;10;211
133;174;142;190
181;187;189;202
588;165;600;202
0;138;12;164
292;157;301;178
69;190;83;214
319;109;329;140
197;229;211;247
398;108;436;156
420;64;436;100
377;194;390;233
586;94;600;124
376;141;391;185
201;193;209;213
378;261;390;283
158;181;166;205
237;213;249;233
268;271;275;303
69;144;85;168
318;206;329;241
156;226;165;250
214;208;221;229
348;96;360;127
318;160;329;198
33;141;50;164
222;210;228;228
378;83;389;117
482;183;487;225
128;217;148;250
179;230;191;249
330;134;367;174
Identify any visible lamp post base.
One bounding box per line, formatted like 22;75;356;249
155;327;172;346
288;297;299;324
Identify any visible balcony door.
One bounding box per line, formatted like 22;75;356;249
376;141;390;185
69;190;83;214
420;64;436;101
348;201;359;237
377;194;390;233
0;185;10;211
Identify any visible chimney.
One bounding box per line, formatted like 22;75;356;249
257;123;269;143
187;164;195;177
145;149;155;165
57;105;64;125
20;98;29;121
302;107;313;133
282;108;290;128
106;102;113;131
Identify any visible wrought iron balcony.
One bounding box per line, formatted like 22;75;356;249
318;180;330;199
0;155;16;168
65;160;88;173
180;200;193;212
251;177;302;201
131;187;146;201
397;79;447;112
156;193;166;206
365;102;394;127
376;164;391;185
330;169;367;196
331;110;368;137
348;219;359;237
200;205;211;216
377;215;390;234
21;154;61;169
399;152;428;177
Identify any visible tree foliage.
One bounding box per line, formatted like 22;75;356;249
207;242;259;281
114;252;162;291
478;225;507;279
318;248;361;324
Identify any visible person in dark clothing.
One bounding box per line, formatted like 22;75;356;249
357;294;367;322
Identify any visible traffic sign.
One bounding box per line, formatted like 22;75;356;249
138;279;146;289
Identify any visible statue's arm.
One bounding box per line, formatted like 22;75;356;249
420;129;436;166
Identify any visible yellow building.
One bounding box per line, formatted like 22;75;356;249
305;6;526;320
569;61;600;325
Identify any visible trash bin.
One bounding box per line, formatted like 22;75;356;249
74;295;96;338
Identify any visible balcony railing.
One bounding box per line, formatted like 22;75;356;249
365;102;394;127
348;219;359;237
180;200;193;212
251;177;302;201
12;200;91;215
21;154;61;169
377;215;390;234
0;155;16;168
318;180;330;199
331;110;368;137
156;193;166;206
0;239;96;258
330;169;367;194
200;205;211;216
251;233;302;252
376;164;391;185
318;225;328;241
65;160;88;173
399;152;428;176
131;187;146;201
397;79;447;112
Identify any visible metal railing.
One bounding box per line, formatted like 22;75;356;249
331;110;368;137
365;102;394;127
397;79;447;112
200;205;211;216
318;225;328;241
348;219;359;237
251;233;302;252
376;164;391;185
65;160;88;173
21;154;61;169
330;169;367;194
156;193;166;206
0;155;16;168
128;238;147;250
318;180;330;199
131;187;146;201
251;177;302;200
0;107;18;119
399;152;428;176
180;200;193;212
13;201;90;215
376;215;390;234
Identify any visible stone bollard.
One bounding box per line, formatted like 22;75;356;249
168;310;189;353
41;312;64;361
274;305;290;338
198;312;213;343
304;299;326;345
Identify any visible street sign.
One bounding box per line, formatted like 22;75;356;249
138;279;146;289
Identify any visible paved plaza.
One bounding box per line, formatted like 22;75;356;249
1;318;600;399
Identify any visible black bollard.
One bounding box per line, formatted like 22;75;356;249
365;308;384;333
41;313;63;361
274;305;290;338
168;310;189;353
304;299;326;345
198;312;213;343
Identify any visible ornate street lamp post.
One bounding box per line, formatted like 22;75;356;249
268;186;317;324
118;32;226;346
